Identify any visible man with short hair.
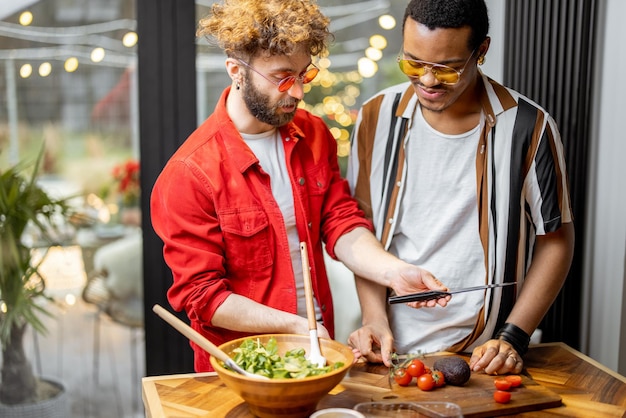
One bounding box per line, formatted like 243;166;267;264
346;0;575;375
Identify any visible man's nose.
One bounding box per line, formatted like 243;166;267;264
287;80;305;100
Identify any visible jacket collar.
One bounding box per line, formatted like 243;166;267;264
212;86;305;173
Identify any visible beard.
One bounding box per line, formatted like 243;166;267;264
242;78;299;127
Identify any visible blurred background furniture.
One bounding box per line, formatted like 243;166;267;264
81;228;143;414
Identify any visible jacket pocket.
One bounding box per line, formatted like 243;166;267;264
220;207;273;271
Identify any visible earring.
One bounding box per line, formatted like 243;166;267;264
477;55;486;65
236;81;241;90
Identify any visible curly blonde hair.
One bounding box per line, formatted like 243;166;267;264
197;0;332;59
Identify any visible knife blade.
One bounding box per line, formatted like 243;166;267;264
388;282;517;304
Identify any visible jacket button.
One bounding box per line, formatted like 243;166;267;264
308;222;312;228
316;181;323;188
321;304;327;312
299;178;305;185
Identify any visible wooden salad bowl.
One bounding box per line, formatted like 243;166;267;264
210;334;354;418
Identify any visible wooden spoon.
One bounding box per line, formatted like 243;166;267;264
300;242;327;367
152;304;268;379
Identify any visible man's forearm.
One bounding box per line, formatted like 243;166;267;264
211;294;314;335
334;226;401;287
354;275;390;326
505;222;575;335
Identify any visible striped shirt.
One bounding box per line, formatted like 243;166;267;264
346;73;573;352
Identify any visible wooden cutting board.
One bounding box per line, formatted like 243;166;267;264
143;354;561;418
340;353;562;418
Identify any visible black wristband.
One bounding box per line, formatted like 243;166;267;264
495;323;530;356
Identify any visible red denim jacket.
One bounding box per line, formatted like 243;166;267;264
151;87;372;371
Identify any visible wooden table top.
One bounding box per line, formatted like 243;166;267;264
142;342;626;417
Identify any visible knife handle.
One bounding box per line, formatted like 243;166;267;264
388;290;451;304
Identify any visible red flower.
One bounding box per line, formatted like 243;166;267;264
112;159;140;206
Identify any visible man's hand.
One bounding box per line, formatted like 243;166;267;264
347;320;395;367
387;262;451;308
469;339;524;375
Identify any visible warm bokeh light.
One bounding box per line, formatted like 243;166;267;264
65;294;77;306
19;63;33;78
91;47;106;63
38;62;52;77
19;11;33;26
345;71;363;84
378;14;396;30
365;47;383;61
64;57;79;72
337;139;351;157
357;57;378;78
369;34;388;50
122;31;138;47
317;57;331;69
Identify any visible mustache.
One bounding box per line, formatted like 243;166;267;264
277;99;299;108
410;80;447;93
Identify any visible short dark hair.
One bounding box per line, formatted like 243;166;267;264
403;0;489;51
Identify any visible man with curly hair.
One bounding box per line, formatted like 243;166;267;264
151;0;449;372
346;0;575;375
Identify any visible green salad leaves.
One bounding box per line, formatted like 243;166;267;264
229;337;344;379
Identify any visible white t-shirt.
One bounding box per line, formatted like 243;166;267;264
242;129;320;319
387;107;486;354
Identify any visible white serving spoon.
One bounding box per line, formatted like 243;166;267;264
300;242;327;367
152;304;268;380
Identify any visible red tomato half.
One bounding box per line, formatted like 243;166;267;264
505;375;523;387
407;359;425;377
494;377;512;391
393;367;412;386
417;373;435;391
494;390;512;403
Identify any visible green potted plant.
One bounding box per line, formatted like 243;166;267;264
0;150;72;414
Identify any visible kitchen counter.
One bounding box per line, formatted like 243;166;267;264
142;342;626;417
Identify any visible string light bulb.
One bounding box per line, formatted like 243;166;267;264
64;57;79;72
369;35;387;50
39;62;52;77
378;14;396;30
20;64;33;78
365;47;383;61
19;11;33;26
357;57;377;78
122;31;138;48
91;47;105;63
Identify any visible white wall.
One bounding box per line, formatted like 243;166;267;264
583;0;626;375
482;0;505;83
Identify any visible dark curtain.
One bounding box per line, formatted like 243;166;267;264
137;0;197;375
503;0;598;348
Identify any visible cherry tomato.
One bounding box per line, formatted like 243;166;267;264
393;367;413;386
494;377;512;391
494;390;512;403
406;359;425;377
505;375;523;387
431;370;445;387
417;373;435;391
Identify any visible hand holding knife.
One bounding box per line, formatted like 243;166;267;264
388;282;517;304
